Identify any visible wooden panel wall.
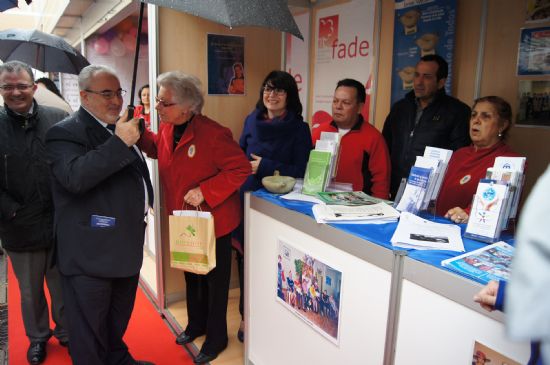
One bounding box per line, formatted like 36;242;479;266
157;8;282;298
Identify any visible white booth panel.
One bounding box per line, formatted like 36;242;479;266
248;209;392;365
394;279;530;365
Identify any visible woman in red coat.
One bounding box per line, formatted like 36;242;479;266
139;71;250;364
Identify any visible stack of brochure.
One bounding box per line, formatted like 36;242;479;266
302;132;340;195
395;166;431;214
390;212;464;251
423;146;453;202
395;146;453;213
441;241;514;284
316;191;392;206
312;203;400;224
465;156;526;243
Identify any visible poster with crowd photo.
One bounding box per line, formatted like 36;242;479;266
311;0;375;124
276;238;343;345
390;0;457;105
286;10;310;115
517;27;550;76
207;34;245;95
517;80;550;128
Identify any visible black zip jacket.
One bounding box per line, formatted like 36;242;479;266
382;88;471;198
0;101;69;251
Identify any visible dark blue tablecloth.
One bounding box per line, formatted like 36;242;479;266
252;189;514;284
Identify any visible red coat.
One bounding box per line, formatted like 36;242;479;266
139;114;250;237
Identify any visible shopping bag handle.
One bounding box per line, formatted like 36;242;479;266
181;201;203;212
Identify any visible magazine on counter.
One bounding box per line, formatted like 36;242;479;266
317;191;392;206
441;241;514;284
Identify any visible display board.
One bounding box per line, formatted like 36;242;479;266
394;279;530;365
246;201;392;365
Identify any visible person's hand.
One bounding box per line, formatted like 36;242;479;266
184;187;204;207
445;207;469;224
250;153;262;174
473;280;499;312
113;115;141;147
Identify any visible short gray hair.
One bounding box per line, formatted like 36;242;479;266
158;71;204;113
78;65;118;91
0;60;34;83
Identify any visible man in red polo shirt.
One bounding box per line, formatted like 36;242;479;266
311;78;391;199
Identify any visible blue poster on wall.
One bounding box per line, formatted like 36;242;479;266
517;27;550;76
207;34;245;95
390;0;457;106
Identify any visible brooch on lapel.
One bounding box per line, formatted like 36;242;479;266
460;175;471;185
188;144;196;158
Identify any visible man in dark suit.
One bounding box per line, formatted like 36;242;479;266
46;65;154;365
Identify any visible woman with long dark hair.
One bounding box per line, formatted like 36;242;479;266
233;70;312;342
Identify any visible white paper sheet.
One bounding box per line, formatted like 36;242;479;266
390;212;464;251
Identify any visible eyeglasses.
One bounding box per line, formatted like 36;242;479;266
263;85;286;96
85;88;126;99
155;97;178;108
0;84;34;92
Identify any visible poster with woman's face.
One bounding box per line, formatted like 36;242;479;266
207;34;245;95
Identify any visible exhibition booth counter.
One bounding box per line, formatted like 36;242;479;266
245;190;530;365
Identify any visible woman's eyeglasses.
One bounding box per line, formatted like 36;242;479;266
155;97;177;108
263;85;286;96
85;88;126;99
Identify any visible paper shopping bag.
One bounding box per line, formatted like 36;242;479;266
169;209;216;274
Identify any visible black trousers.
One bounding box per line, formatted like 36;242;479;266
184;233;232;355
61;273;139;365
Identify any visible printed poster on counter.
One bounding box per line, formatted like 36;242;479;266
207;34;245;95
390;0;457;105
311;0;375;124
276;238;343;345
517;26;550;76
286;10;310;115
471;341;521;365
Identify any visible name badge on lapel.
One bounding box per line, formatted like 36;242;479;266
91;215;116;228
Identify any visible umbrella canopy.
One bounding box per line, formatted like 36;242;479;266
0;28;90;75
0;0;17;12
127;0;303;107
140;0;303;40
0;0;32;12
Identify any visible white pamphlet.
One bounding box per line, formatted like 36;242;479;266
391;212;464;251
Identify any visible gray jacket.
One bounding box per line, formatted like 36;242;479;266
506;164;550;362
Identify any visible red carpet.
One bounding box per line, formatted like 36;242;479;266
8;259;194;365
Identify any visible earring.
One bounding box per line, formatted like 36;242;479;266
498;131;503;137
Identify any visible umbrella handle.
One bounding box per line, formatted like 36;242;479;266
130;1;145;107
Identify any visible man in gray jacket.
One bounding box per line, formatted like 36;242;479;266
0;61;69;364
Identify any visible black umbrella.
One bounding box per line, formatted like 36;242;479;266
0;0;32;12
0;28;90;75
0;0;17;12
127;0;303;110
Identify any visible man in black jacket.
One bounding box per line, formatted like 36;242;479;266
382;54;471;199
0;61;69;364
46;65;153;365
